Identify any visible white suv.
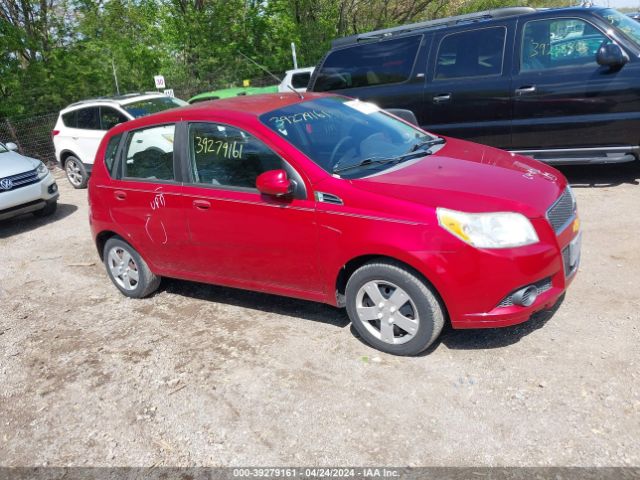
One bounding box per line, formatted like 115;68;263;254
53;92;186;188
278;67;315;93
0;141;59;221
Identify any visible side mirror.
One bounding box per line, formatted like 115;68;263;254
597;43;628;69
256;169;293;197
5;142;18;152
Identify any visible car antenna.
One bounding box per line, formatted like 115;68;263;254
237;51;304;100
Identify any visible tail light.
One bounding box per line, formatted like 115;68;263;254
51;130;60;140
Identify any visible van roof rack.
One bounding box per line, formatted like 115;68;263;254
332;7;537;47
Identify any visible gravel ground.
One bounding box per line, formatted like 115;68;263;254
0;164;639;467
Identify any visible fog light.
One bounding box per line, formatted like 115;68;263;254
511;285;538;307
48;183;58;194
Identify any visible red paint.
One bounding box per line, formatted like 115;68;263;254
89;92;579;329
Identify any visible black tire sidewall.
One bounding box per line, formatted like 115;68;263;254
346;263;440;356
103;237;153;298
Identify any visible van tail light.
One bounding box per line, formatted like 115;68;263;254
51;130;60;140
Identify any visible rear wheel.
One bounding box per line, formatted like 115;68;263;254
64;156;88;189
103;237;160;298
345;260;444;356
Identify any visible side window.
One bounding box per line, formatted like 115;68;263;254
104;133;122;177
435;27;506;80
62;111;77;128
314;36;421;91
189;122;283;190
123;124;175;181
101;108;128;131
75;107;101;130
291;72;311;89
521;19;608;72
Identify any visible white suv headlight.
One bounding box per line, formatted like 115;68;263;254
437;208;539;249
36;162;49;179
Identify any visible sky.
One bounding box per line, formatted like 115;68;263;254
604;0;640;8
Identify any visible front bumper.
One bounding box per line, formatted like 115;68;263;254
0;172;59;221
418;216;580;329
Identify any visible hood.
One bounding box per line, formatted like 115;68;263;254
0;151;41;177
351;138;567;218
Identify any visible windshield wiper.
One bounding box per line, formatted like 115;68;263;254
333;149;430;174
409;137;445;152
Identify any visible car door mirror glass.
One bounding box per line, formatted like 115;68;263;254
596;43;628;68
256;169;293;197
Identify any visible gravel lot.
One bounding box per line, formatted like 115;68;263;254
0;163;639;467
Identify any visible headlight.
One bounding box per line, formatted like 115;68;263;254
36;162;49;179
436;208;539;249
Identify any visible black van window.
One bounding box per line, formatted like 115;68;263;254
521;19;608;72
435;27;506;80
314;36;421;91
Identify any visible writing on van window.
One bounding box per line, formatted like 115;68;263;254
267;109;333;127
194;136;244;159
529;42;549;57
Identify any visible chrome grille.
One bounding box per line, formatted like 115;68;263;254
546;188;575;233
0;169;39;192
497;277;553;308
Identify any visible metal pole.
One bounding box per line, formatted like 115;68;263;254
112;57;120;95
291;42;298;69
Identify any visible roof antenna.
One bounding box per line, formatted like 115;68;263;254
238;51;304;100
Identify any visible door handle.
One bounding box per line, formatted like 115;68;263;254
114;190;127;201
433;93;452;103
72;137;79;140
193;199;211;210
515;85;537;95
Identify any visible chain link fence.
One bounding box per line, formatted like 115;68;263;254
0;113;59;167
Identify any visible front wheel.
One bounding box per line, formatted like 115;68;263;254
103;237;160;298
345;260;445;356
64;156;88;189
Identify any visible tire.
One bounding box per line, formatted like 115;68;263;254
64;156;88;189
103;236;160;298
345;260;445;356
33;200;57;217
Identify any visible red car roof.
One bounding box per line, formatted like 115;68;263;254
183;92;331;117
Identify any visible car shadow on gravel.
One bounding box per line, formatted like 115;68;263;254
0;203;78;238
557;161;640;188
162;278;350;327
431;294;565;353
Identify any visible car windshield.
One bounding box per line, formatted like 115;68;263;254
260;97;436;178
597;8;640;48
122;97;187;119
0;143;7;154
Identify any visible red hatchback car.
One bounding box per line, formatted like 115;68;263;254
88;93;580;355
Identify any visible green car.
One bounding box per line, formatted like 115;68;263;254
188;85;278;104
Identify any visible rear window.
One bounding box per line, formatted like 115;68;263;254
291;72;311;89
314;36;421;91
76;107;101;130
435;27;506;79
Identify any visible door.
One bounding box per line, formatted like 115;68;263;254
182;121;321;295
512;16;640;150
61;107;105;165
423;24;514;149
107;122;189;272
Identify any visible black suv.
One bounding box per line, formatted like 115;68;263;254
309;7;640;165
